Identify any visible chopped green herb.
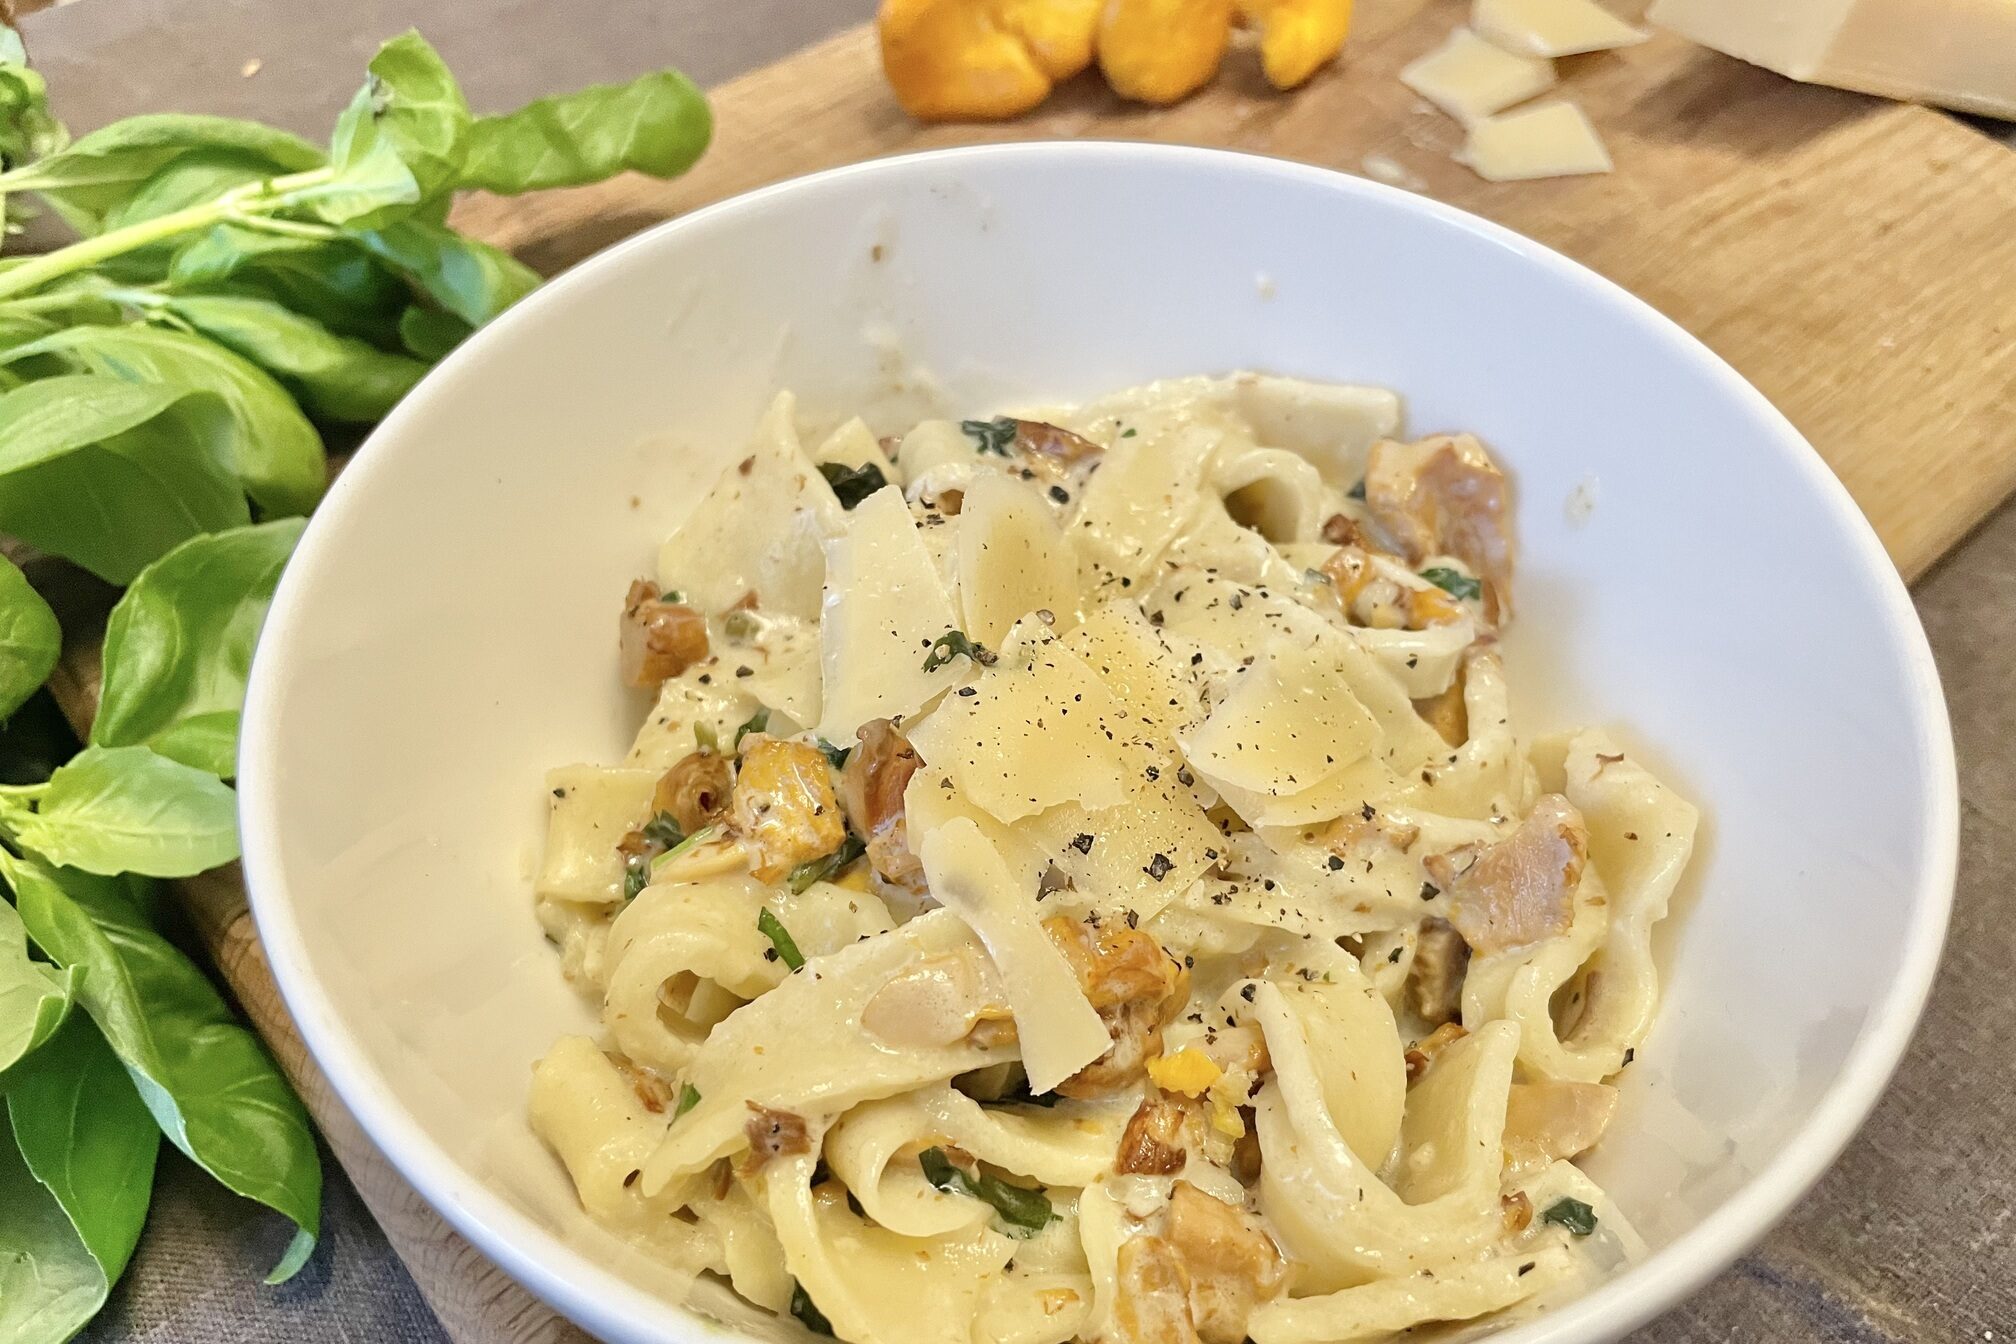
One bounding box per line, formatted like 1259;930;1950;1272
757;907;806;970
1541;1196;1598;1237
818;459;888;509
1120;427;1138;438
918;1147;1054;1234
923;629;997;673
722;608;760;639
789;1282;834;1336
1347;479;1366;501
818;739;853;770
649;824;722;876
694;722;720;752
788;833;866;894
641;811;686;848
623;859;651;901
960;417;1018;457
734;707;771;749
674;1082;702;1118
1419;566;1482;601
664;589;685;602
987;1071;1060;1108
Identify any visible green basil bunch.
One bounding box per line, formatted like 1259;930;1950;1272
0;26;710;1342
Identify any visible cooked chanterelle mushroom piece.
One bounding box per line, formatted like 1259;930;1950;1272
1425;794;1588;955
1043;914;1189;1098
840;718;926;891
1111;1182;1286;1344
619;579;709;686
1504;1079;1619;1171
1406;917;1471;1026
1010;418;1103;480
1362;433;1514;622
733;737;848;883
653;747;734;835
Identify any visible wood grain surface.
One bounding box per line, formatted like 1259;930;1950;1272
36;4;2016;1342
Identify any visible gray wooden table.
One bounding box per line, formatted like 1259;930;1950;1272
18;1;2013;1339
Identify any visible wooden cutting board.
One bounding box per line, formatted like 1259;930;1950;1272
45;4;2016;1342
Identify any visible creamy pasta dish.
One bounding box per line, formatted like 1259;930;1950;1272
529;375;1699;1344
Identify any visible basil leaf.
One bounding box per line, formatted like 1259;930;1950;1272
0;896;74;1076
1540;1196;1597;1237
3;853;321;1273
733;707;770;750
0;374;248;585
318;31;469;231
9;745;239;877
3;1012;159;1320
0;1106;111;1344
1418;566;1481;601
922;629;995;673
5;324;325;517
818;460;887;511
0;113;322;236
153;294;427;423
459;69;710;194
916;1146;1053;1233
0;552;59;721
359;219;538;326
789;1282;833;1337
961;417;1017;457
673;1082;701;1118
0;29;65;189
756;908;806;971
100;147;288;232
395;304;469;360
92;519;304;776
168;229;407;345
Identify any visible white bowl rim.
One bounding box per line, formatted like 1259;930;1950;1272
238;139;1959;1344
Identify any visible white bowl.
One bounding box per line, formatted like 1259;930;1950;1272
239;143;1957;1344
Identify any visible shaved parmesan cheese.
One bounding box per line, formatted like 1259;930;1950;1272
957;473;1081;645
1456;101;1613;182
1017;768;1225;922
536;765;658;903
1180;638;1381;797
1063;601;1206;751
658;392;842;620
1648;0;2016;119
919;818;1110;1093
1070;427;1219;592
904;764;1046;890
1232;376;1402;488
1401;26;1559;123
1211;754;1408;830
908;628;1130;823
724;612;821;730
815;485;968;742
1473;0;1647;56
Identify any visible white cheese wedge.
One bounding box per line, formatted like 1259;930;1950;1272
918;818;1110;1094
1210;754;1408;830
657;391;843;621
907;627;1131;823
1648;0;2016;118
1179;637;1381;797
1456;100;1614;182
1401;26;1559;124
957;473;1081;646
1473;0;1648;57
815;485;968;742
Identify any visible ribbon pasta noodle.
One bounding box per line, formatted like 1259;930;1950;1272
528;373;1699;1343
